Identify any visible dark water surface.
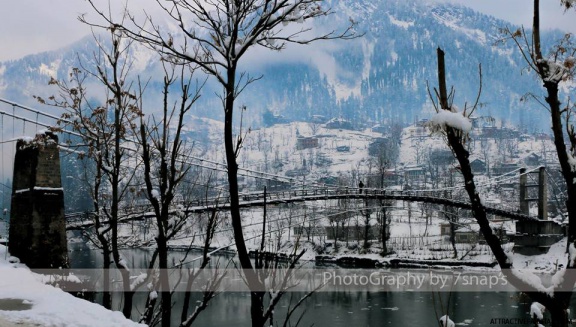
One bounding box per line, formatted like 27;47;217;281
68;245;551;326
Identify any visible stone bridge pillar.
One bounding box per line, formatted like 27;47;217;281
9;131;68;268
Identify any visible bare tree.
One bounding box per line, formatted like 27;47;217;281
137;63;204;327
376;200;391;254
82;1;356;325
428;46;557;321
309;121;321;135
480;138;491;177
177;208;227;327
500;1;576;324
37;25;144;315
368;131;399;254
361;192;373;250
39;67;114;310
427;0;575;321
88;28;144;320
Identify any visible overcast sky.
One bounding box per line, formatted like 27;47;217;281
0;0;574;62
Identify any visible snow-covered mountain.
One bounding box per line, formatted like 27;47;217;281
0;0;567;131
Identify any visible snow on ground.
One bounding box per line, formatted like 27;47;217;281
509;238;569;273
234;121;382;184
186;117;555;196
387;14;415;29
0;245;145;327
398;122;554;168
173;118;384;191
431;10;487;45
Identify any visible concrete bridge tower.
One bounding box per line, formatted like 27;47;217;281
9;131;68;268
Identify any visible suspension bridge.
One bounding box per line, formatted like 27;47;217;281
65;185;541;230
0;97;567;234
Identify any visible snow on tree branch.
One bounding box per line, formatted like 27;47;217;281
130;272;147;291
439;315;455;327
562;0;576;9
537;58;572;83
531;302;545;321
427;108;472;135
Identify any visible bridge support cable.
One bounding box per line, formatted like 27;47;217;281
406;166;539;195
2;97;543;225
67;189;538;233
2;101;290;199
3;98;381;194
0;109;83;139
0;98;73;125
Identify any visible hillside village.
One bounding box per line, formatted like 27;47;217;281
166;113;566;266
227;114;560;198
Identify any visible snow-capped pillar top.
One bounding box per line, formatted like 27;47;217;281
14;130;61;191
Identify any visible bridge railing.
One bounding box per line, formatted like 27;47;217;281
66;184;536;228
66;212;96;225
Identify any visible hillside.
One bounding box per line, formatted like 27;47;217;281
193;115;557;192
0;0;570;132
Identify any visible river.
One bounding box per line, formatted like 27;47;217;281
68;244;549;326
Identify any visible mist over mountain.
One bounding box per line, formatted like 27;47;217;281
0;0;567;132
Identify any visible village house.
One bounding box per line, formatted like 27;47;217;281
403;165;426;185
492;162;520;176
296;136;319;150
325;118;354;130
470;158;487;175
523;153;542;167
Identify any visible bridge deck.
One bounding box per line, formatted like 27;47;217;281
66;188;537;230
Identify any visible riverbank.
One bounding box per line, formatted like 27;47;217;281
0;245;145;327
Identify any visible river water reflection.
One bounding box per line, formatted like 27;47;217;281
68;245;551;326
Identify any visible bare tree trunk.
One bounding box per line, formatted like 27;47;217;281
223;74;265;326
101;247;112;309
448;211;458;259
363;198;370;249
157;230;171;327
435;47;568;325
333;220;339;252
379;201;389;255
532;0;576;320
444;190;458;259
111;63;135;319
92;174;112;309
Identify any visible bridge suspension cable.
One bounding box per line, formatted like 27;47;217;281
0;98;68;123
0;109;83;139
0;97;551;223
0;102;289;192
406;166;530;194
